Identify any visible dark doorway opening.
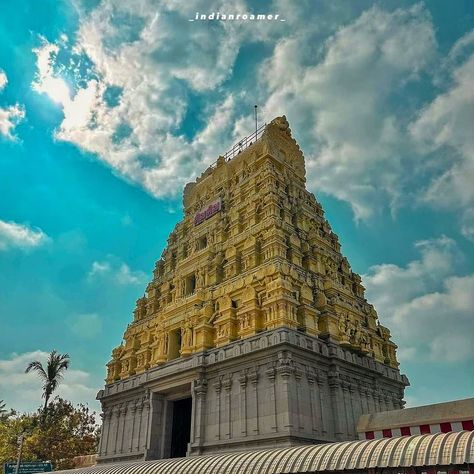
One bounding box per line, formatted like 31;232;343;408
170;397;192;458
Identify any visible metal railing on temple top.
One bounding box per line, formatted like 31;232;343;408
199;122;267;178
205;123;267;173
223;122;267;161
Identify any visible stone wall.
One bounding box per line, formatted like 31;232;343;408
97;328;407;463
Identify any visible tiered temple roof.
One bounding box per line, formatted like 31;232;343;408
106;116;399;384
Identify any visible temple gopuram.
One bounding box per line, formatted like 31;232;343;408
97;116;409;463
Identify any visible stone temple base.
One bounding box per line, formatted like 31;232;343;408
96;328;408;463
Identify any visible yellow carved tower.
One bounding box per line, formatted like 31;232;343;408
106;116;399;384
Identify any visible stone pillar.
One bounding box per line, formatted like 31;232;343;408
190;385;196;444
192;376;208;450
307;369;318;435
122;401;133;454
110;407;118;455
355;383;362;416
366;387;374;413
383;392;391;412
266;365;278;432
377;392;384;413
239;372;248;437
141;395;151;451
119;403;128;453
371;388;380;412
109;405;120;454
390;392;397;411
100;409;112;456
135;400;144;451
213;379;222;440
369;387;377;412
317;373;327;435
276;355;294;430
128;403;137;453
361;387;369;415
348;384;358;438
106;408;116;456
295;369;304;431
328;371;344;440
159;400;173;459
248;369;259;435
341;380;351;438
98;411;106;456
145;392;165;460
223;376;233;439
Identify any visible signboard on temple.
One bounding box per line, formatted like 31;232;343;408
194;199;222;225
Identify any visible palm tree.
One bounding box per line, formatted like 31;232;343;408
25;350;70;412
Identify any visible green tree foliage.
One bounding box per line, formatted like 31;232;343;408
25;351;70;412
0;400;15;422
0;398;99;470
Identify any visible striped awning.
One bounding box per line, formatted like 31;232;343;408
357;398;474;441
361;420;474;440
55;431;474;474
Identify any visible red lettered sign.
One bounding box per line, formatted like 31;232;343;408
194;199;222;225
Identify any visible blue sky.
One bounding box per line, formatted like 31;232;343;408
0;0;473;414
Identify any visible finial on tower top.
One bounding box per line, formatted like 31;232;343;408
254;105;258;136
269;115;290;134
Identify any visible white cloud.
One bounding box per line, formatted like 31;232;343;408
0;351;99;414
409;36;474;238
71;313;103;339
0;68;25;140
27;1;473;235
390;276;474;363
0;69;7;91
460;208;474;241
0;104;25;140
32;40;71;104
261;4;436;219
88;256;147;285
0;219;48;250
30;0;256;199
116;263;147;285
363;235;458;315
363;237;474;363
88;260;111;276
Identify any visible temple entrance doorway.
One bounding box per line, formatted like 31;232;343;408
170;397;192;458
